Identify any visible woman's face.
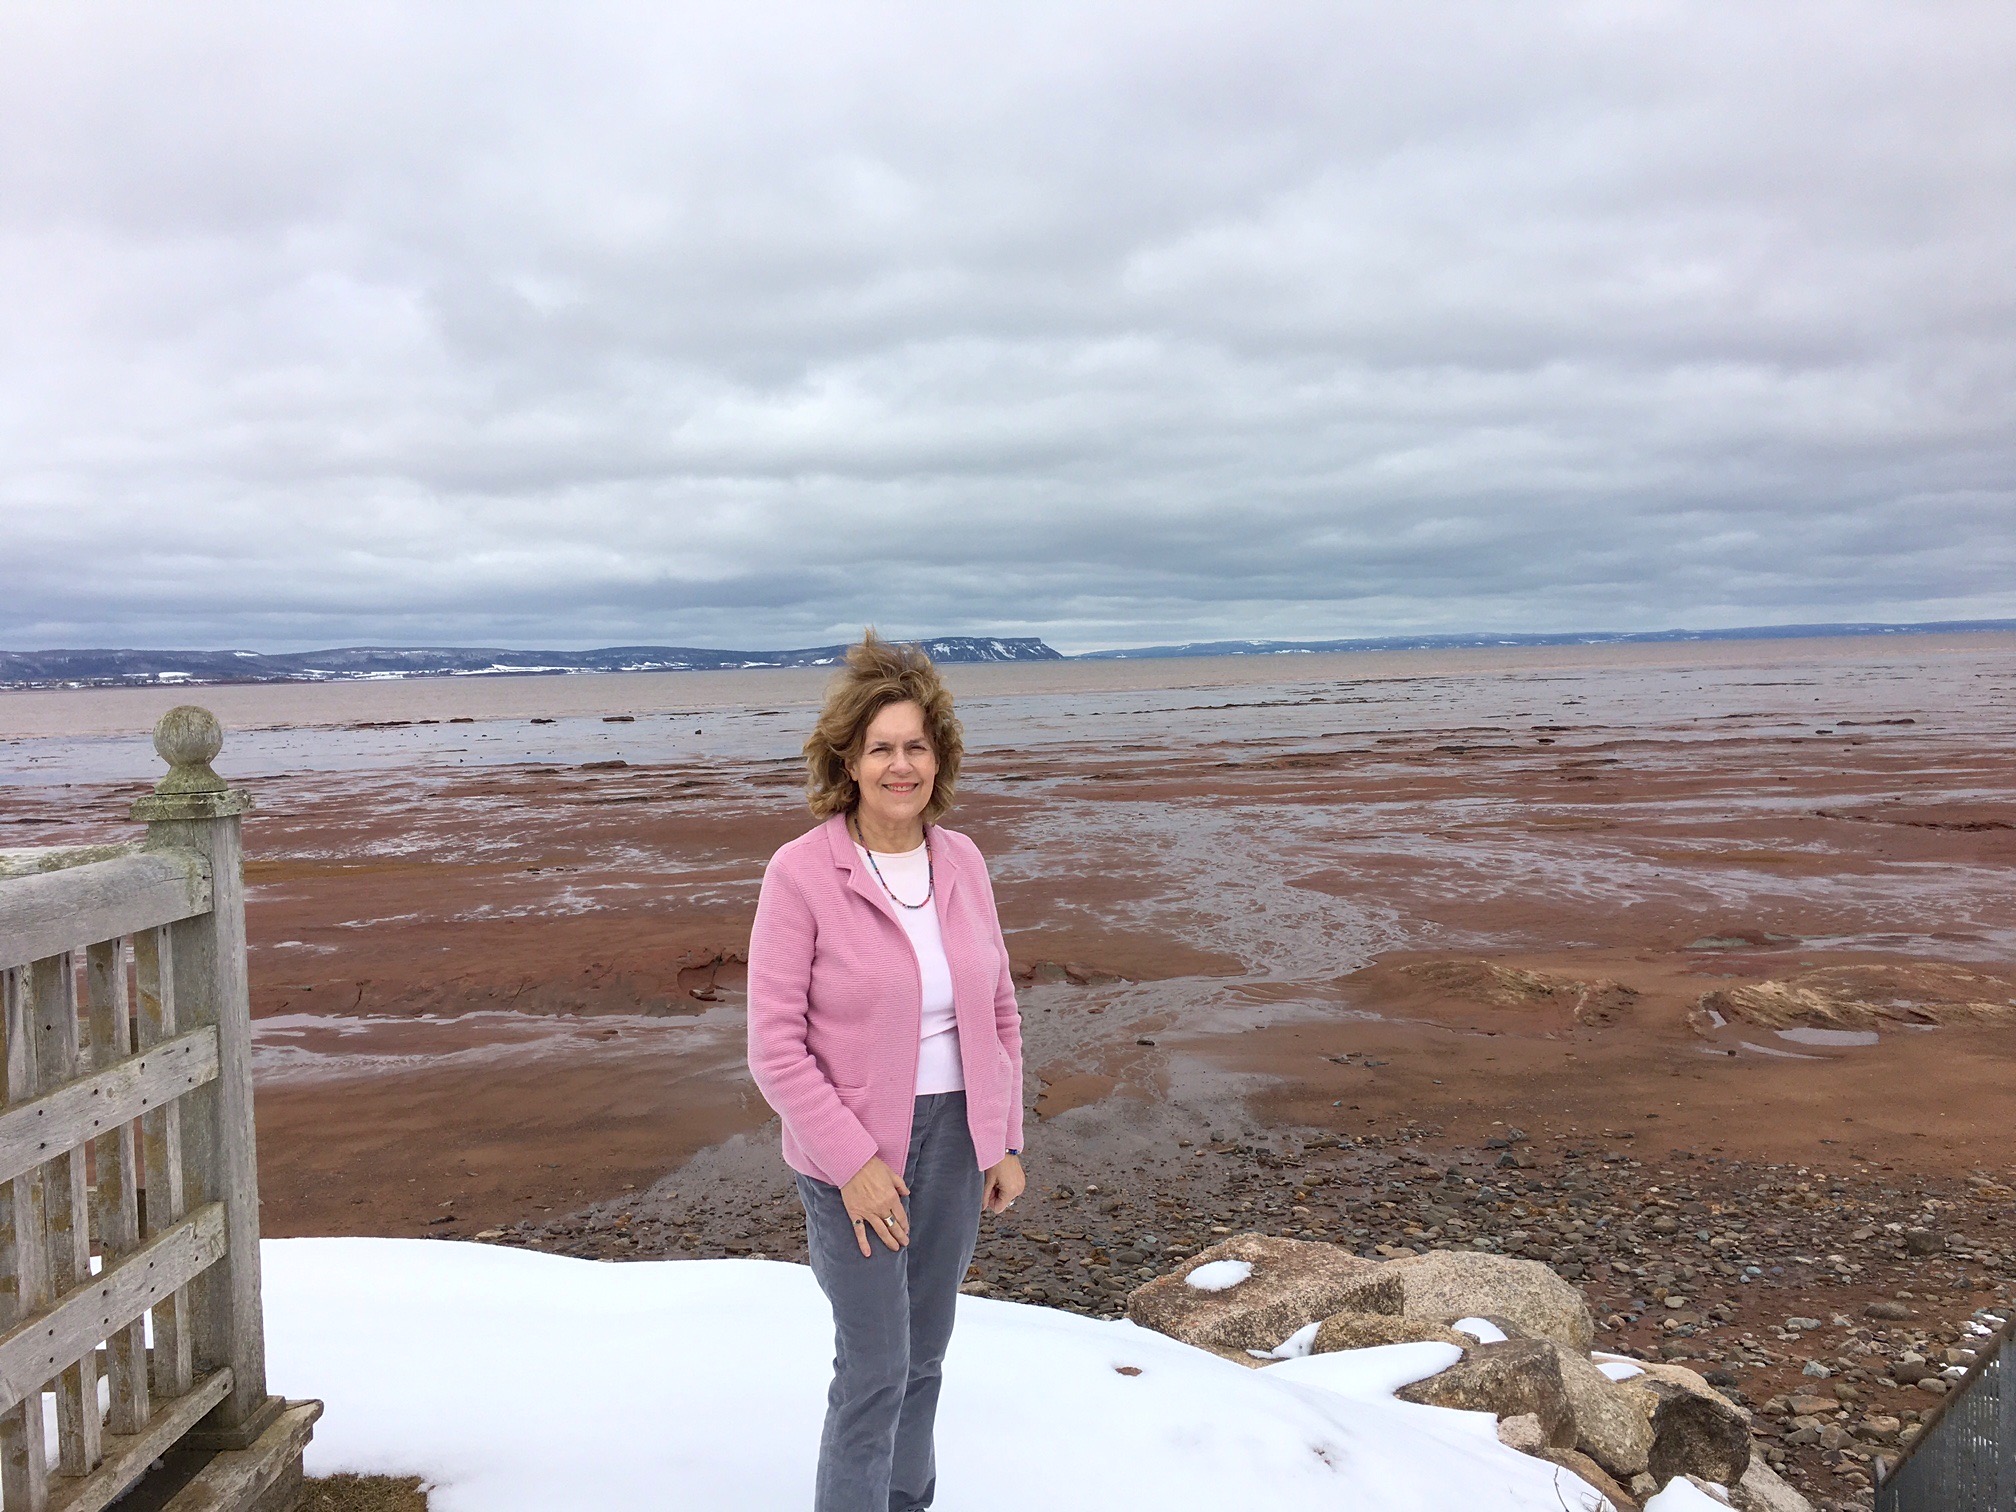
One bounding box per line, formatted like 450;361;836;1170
847;699;937;835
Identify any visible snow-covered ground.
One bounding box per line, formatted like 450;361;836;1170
264;1237;1626;1511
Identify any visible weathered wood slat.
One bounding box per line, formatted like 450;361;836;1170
0;965;52;1510
44;1367;231;1512
0;1026;219;1191
151;801;273;1440
32;956;103;1476
0;853;212;972
0;848;140;884
0;1201;225;1418
146;1398;318;1512
132;930;192;1400
84;943;150;1438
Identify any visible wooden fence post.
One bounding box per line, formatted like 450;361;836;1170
130;707;282;1450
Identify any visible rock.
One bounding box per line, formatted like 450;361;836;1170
1382;1249;1596;1350
1311;1311;1471;1353
1125;1233;1381;1356
1730;1455;1815;1512
1683;1476;1735;1506
1620;1376;1751;1487
1858;1414;1902;1443
1497;1412;1547;1453
1785;1394;1835;1417
1632;1360;1751;1419
1538;1447;1639;1511
1397;1339;1575;1447
1549;1342;1655;1478
1903;1228;1941;1257
1863;1299;1913;1321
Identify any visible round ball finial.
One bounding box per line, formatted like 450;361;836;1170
155;705;224;767
150;705;229;795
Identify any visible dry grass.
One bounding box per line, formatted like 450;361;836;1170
297;1475;429;1512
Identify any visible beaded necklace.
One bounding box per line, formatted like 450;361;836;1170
850;815;934;910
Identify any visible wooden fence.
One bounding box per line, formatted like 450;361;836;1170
0;708;305;1512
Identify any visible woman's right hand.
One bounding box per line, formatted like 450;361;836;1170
840;1156;911;1256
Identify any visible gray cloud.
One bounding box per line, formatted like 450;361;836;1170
3;1;2012;653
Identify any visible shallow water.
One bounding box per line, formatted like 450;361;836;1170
1774;1027;1882;1047
4;632;2011;785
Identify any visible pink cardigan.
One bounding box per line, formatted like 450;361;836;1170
746;813;1026;1187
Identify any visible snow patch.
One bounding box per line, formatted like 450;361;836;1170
1249;1321;1321;1360
1644;1478;1731;1509
1185;1258;1253;1291
263;1238;1619;1511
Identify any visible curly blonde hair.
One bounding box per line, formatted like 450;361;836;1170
804;631;964;822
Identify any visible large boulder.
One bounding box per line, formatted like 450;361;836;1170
1125;1234;1382;1356
1312;1311;1472;1353
1619;1376;1752;1486
1396;1339;1575;1447
1550;1342;1655;1479
1383;1249;1596;1350
1332;1268;1407;1315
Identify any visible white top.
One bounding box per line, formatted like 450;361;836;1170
857;840;964;1095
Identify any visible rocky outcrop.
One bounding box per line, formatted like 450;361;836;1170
1399;959;1640;1027
1382;1249;1596;1350
1123;1234;1381;1357
1697;962;2016;1030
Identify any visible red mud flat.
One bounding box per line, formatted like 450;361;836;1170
1229;949;2016;1178
2;637;2013;1250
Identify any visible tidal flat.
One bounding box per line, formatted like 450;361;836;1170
5;633;2013;1510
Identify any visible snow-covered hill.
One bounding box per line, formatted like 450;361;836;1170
0;637;1061;688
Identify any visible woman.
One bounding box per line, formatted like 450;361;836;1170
747;632;1027;1512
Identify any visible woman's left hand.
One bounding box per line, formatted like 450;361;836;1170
982;1154;1025;1215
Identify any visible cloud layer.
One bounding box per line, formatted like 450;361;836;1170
4;1;2013;652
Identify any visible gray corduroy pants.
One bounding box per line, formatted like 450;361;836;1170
795;1090;985;1512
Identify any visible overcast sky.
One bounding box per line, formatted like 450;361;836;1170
3;2;2012;654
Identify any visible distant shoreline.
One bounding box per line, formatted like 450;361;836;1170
1075;617;2016;660
1;617;2011;691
